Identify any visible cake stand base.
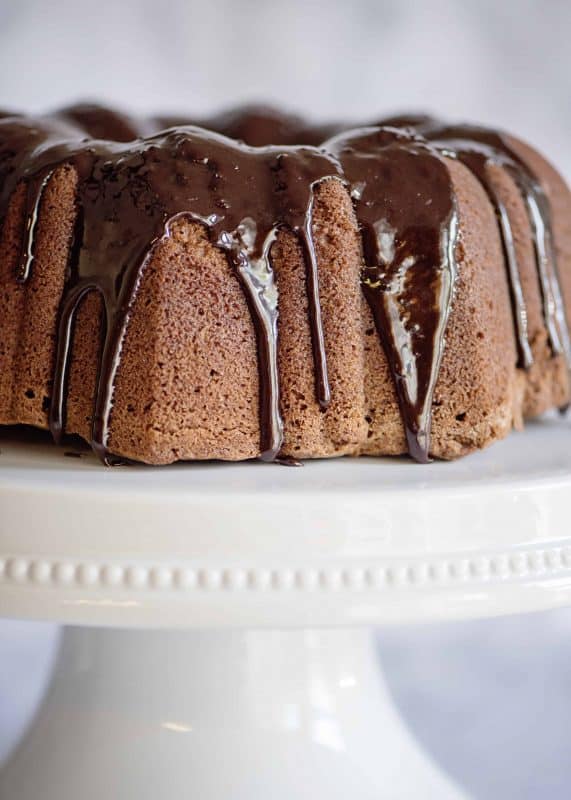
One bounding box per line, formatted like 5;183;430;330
0;627;465;799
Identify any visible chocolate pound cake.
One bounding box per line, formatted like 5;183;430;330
0;104;569;465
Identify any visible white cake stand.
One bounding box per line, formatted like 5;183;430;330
1;416;571;799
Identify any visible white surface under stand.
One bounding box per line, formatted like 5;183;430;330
1;416;571;799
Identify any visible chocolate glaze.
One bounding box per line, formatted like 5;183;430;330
433;136;535;369
326;127;458;461
0;104;568;464
187;106;571;377
379;116;571;372
428;124;571;372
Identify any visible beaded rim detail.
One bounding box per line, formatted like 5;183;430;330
2;543;571;593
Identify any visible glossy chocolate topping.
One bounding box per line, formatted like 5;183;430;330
153;107;571;376
0;104;568;464
326;127;458;462
176;106;571;377
378;116;571;373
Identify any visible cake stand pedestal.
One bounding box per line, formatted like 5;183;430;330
2;416;571;799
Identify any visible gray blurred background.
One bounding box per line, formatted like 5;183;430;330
1;0;571;797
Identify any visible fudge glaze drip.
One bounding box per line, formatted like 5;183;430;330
0;115;339;462
326;127;459;462
429;125;571;373
379;116;571;372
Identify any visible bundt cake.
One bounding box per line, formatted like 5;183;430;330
0;103;569;465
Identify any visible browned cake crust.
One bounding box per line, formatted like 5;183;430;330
0;108;570;464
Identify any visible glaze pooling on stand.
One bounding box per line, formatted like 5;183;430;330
1;104;567;464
